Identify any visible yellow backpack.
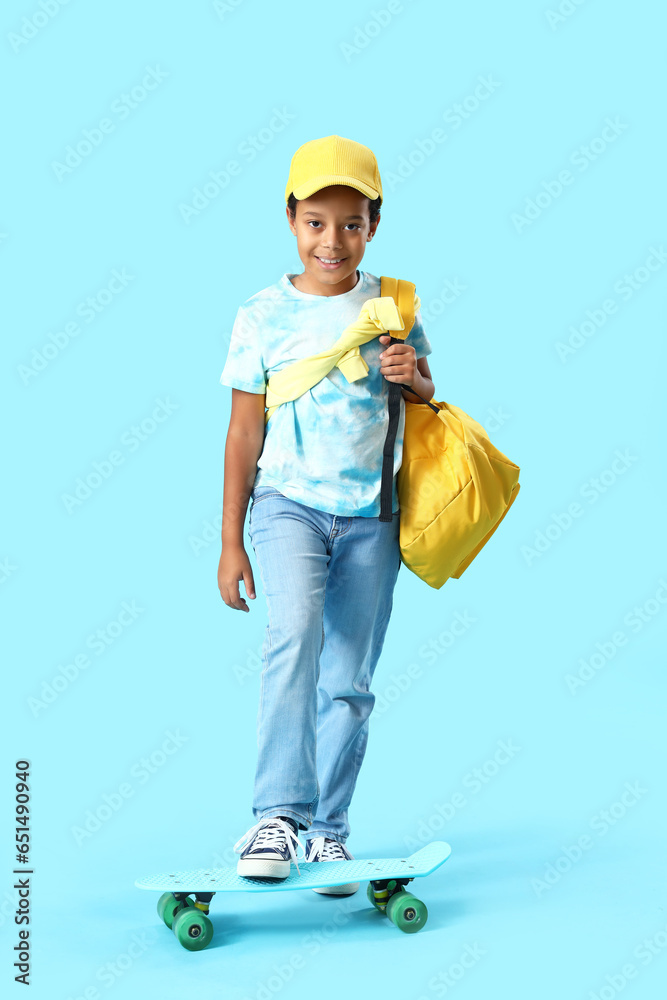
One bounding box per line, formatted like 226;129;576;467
264;276;521;589
380;277;521;588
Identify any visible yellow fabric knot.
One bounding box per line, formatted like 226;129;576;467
264;292;421;423
337;348;369;383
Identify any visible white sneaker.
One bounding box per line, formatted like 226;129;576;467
304;836;360;895
234;817;305;880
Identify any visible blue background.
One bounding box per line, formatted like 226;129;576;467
3;1;666;998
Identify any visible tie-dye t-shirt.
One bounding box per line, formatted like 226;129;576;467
219;269;433;517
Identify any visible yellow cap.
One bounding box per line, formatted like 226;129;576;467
285;134;383;205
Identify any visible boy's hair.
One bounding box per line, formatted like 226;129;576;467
286;191;381;225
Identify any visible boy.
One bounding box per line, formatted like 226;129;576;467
217;135;434;893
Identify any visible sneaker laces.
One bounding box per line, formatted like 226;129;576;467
233;818;306;874
306;836;352;862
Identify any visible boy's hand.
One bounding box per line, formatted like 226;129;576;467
378;334;417;387
218;545;256;612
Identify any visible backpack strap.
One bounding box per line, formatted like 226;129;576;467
378;276;416;522
380;276;416;339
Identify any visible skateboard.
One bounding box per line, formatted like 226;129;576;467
135;840;451;951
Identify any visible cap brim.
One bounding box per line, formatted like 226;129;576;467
290;174;381;203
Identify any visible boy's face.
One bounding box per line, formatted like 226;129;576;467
286;184;380;295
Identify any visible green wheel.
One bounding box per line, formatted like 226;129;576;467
157;893;194;929
386;890;428;933
172;906;214;951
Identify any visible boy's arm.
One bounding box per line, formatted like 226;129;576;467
401;356;435;403
221;388;266;549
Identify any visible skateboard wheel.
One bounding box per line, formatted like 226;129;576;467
386;891;428;933
172;906;214;951
157;892;194;929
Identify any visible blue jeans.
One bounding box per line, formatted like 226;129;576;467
247;485;401;844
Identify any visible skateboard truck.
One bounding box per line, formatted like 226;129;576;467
368;876;414;912
172;891;215;915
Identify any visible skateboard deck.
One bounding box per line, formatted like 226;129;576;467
136;840;451;950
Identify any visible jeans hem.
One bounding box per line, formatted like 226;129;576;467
256;808;310;832
306;831;347;845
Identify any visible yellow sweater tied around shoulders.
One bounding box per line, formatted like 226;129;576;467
264;293;421;424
